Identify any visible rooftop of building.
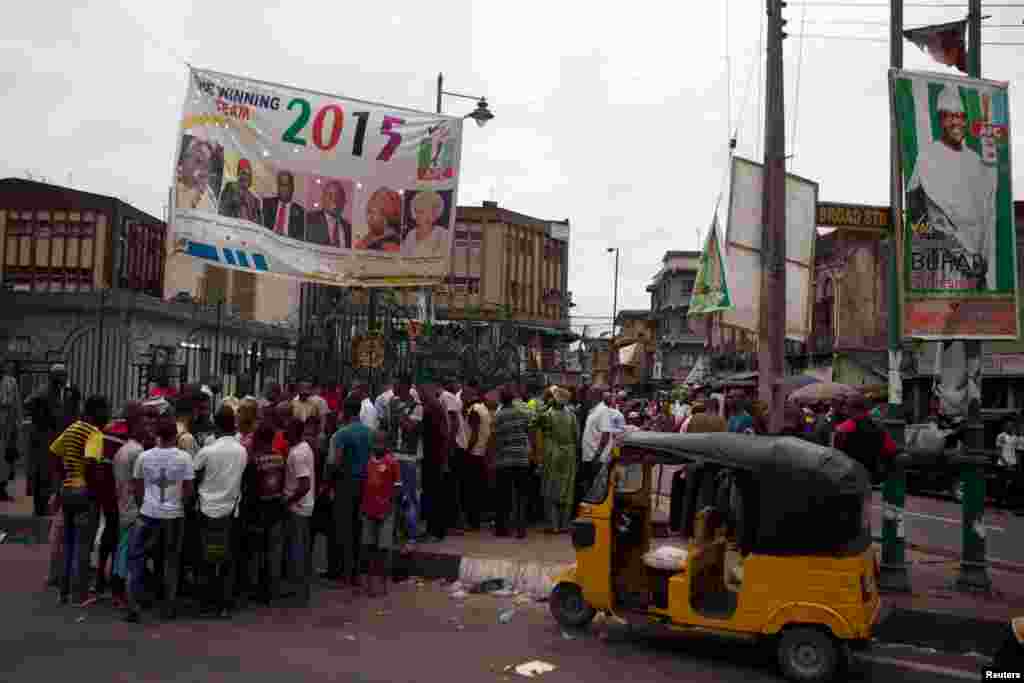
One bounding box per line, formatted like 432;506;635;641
662;250;701;261
0;178;164;225
614;309;653;324
456;200;569;238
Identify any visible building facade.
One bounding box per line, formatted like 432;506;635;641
648;251;704;382
0;179;296;405
611;310;657;388
429;200;571;330
808;200;1024;422
296;200;576;389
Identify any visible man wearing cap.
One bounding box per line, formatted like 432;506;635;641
219;158;263;224
24;364;80;516
539;387;578;534
907;84;997;291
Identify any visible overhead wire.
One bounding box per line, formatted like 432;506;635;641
790;2;1024;7
790;1;809;162
793;32;1024;44
806;19;1024;27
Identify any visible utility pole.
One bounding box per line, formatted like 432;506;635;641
880;0;911;594
758;0;787;433
956;0;992;593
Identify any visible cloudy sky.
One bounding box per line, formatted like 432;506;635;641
2;1;1023;335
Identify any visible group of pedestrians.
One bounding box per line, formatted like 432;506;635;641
36;378;414;623
11;362;658;624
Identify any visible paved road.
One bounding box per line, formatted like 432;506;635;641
0;545;997;682
868;490;1024;565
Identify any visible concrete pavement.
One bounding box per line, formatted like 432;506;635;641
0;543;998;682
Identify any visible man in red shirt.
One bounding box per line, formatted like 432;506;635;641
833;395;897;483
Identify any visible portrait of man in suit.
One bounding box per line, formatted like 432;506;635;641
305;179;352;248
262;170;305;239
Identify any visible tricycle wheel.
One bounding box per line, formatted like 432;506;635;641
549;582;595;629
951;474;965;503
993;631;1024;673
777;627;839;682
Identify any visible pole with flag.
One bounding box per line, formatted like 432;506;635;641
689;214;733;317
903;20;968;72
688;212;734;386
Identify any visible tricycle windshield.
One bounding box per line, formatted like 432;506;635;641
583;461;611;504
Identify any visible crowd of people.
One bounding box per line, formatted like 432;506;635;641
0;361;913;623
7;366;655;623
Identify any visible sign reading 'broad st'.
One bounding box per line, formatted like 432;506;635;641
816;202;891;230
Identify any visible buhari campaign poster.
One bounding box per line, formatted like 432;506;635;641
891;69;1018;339
170;67;463;288
688;215;732;315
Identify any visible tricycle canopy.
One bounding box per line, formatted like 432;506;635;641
620;432;872;555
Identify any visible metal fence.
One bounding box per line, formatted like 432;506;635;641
9;317;296;414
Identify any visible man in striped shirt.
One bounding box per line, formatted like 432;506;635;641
493;386;532;539
50;395;110;606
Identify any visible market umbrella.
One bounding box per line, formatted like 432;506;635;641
781;375;820;391
787;381;862;405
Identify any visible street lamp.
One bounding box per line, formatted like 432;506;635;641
608;247;620;388
436;73;494;126
607;248;620;336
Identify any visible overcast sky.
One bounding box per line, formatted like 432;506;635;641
2;1;1022;335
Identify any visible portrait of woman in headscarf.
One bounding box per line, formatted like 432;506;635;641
355;187;402;252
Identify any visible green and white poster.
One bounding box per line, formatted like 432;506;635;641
689;215;733;315
890;69;1018;339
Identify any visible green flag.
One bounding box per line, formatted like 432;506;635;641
689;215;733;315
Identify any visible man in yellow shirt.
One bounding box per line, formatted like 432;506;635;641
50;395;110;606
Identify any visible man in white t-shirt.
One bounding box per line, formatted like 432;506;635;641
580;392;613;494
283;417;315;605
465;383;491;530
374;383;395;432
355;384;379;431
441;379;469;531
193;406;247;617
125;417;195;623
599;407;627;463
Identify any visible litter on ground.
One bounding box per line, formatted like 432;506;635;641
514;660;557;677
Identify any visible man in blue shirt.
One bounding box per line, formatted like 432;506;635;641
326;398;373;588
727;399;755;434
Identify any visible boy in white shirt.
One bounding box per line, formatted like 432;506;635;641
124;416;195;623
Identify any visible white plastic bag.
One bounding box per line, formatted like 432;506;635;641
642;544;688;571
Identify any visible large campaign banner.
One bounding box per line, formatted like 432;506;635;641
891;69;1018;339
720;157;817;342
170;67;463;288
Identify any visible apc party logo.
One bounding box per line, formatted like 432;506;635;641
417;124;455;181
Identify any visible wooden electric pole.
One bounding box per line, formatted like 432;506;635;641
759;0;788;432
